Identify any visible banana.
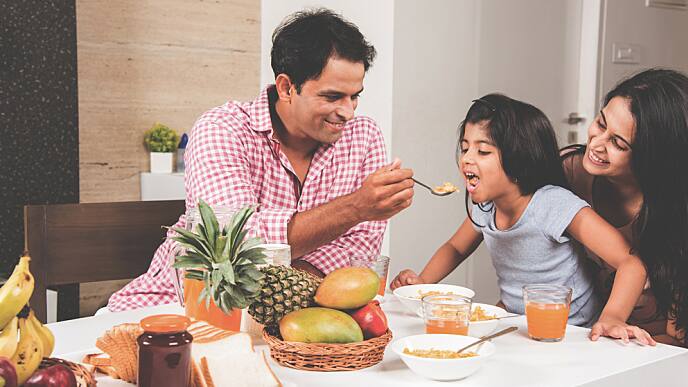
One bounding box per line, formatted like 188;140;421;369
11;317;44;385
0;316;19;357
27;310;54;357
0;255;34;330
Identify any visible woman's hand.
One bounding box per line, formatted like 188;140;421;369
390;269;425;290
589;317;656;346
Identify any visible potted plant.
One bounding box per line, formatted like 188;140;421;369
170;200;268;330
144;122;179;173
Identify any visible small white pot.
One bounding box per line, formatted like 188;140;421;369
150;152;174;173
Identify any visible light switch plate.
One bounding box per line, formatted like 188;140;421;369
612;43;641;64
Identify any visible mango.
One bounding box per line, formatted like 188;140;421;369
314;267;380;309
279;307;363;343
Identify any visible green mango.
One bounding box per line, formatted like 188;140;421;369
315;267;379;309
279;307;363;343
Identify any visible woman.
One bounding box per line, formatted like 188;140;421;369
562;68;688;346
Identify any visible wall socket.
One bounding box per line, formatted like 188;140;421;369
567;130;578;144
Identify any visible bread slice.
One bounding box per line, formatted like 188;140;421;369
191;331;254;361
202;352;282;387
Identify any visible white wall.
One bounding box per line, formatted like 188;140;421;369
390;0;483;298
598;0;688;99
260;0;395;255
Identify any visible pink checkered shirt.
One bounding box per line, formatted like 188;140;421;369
107;85;388;311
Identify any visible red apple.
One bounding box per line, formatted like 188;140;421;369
0;357;17;387
23;364;76;387
349;300;388;339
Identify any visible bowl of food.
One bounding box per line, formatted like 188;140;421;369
468;303;508;338
391;334;494;381
393;284;475;318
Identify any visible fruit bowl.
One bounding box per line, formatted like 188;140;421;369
262;326;392;371
393;284;475;318
390;334;495;381
468;303;509;338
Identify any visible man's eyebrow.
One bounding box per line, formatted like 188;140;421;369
318;87;364;96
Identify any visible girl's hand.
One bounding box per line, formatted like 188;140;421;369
390;269;425;290
589;317;657;346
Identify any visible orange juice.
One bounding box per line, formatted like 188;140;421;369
525;302;570;341
425;319;469;335
378;274;387;296
184;278;241;331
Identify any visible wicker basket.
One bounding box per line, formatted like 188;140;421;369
262;326;393;371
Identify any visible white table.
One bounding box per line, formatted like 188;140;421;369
48;296;687;387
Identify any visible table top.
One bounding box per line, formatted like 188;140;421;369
48;295;687;387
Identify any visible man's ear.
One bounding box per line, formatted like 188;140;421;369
275;74;294;101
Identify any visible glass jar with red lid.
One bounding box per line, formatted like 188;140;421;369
137;314;193;387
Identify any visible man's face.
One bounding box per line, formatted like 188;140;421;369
289;56;365;144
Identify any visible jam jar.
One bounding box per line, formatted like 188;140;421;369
137;314;193;387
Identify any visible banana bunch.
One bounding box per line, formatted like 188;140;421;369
0;255;55;384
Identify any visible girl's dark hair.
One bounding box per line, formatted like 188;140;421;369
459;94;568;226
607;68;688;344
271;8;376;92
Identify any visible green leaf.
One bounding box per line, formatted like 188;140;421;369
198;200;220;250
184;270;204;281
237;247;267;265
219;261;236;285
211;269;222;290
214;236;228;262
168;227;212;257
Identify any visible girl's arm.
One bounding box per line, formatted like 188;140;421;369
567;207;655;345
390;218;483;289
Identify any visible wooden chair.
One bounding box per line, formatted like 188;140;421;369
24;200;185;323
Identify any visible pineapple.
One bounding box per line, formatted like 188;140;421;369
248;265;321;326
170;200;267;313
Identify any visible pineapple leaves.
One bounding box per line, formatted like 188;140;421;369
168;201;268;315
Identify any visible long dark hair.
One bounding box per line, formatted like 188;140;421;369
459;94;568;225
564;69;688;344
271;8;376;92
612;69;688;344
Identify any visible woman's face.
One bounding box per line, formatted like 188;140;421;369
582;96;635;178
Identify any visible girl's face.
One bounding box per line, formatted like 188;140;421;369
459;121;520;203
582;96;635;179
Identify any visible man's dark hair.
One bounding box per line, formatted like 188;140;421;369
270;8;376;92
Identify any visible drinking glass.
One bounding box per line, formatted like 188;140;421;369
257;243;291;267
422;294;472;335
523;284;572;342
350;255;390;297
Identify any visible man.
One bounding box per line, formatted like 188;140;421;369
108;8;414;311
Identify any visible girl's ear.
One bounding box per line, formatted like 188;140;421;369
275;74;294;102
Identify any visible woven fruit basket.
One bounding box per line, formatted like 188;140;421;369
262;326;393;371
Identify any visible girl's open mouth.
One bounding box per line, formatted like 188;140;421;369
465;172;480;193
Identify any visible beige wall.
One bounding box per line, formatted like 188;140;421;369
75;0;260;315
77;0;261;203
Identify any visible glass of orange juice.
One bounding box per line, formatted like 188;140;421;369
523;284;572;342
350;255;390;298
422;294;472;335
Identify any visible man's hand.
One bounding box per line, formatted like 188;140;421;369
352;158;414;222
390;269;425;290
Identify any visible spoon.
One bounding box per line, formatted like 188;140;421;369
412;178;457;197
456;326;518;354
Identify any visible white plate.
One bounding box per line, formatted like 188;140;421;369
468;303;509;338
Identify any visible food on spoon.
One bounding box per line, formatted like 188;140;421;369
315;267;379;309
403;348;478;359
470;306;497;322
433;182;458;194
279;307;364;343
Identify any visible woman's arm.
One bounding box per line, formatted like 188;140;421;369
567;207;655;345
390;218;483;289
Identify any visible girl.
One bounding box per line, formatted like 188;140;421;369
562;68;688;346
392;94;654;344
